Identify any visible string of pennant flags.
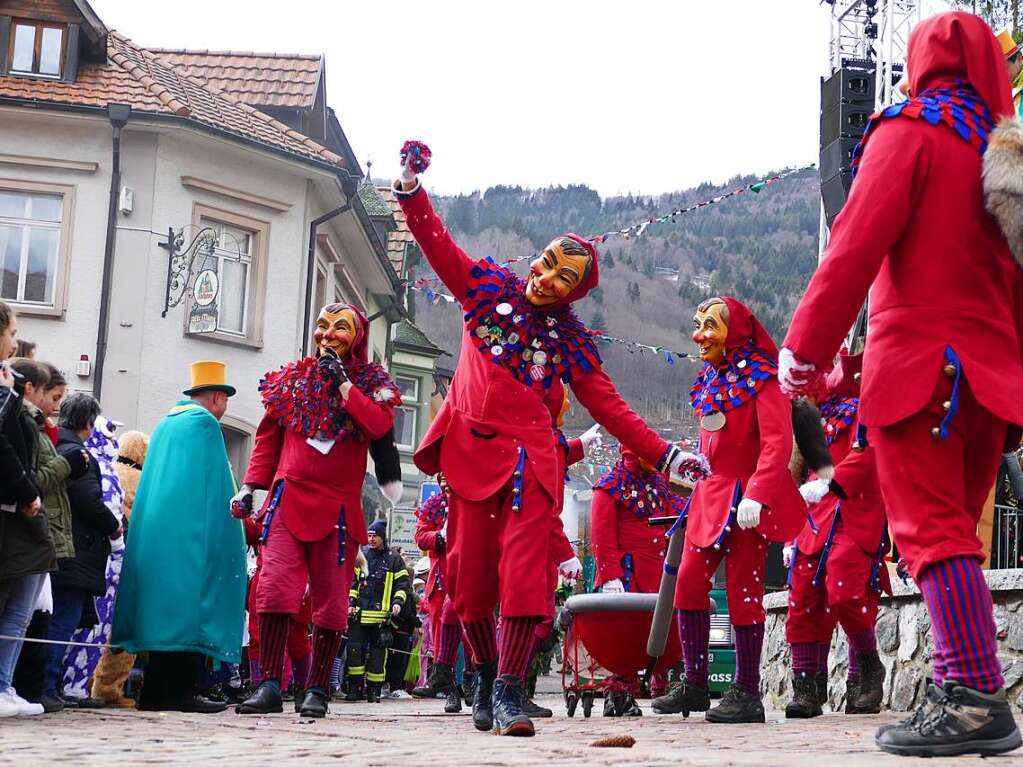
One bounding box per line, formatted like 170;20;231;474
408;163;816;365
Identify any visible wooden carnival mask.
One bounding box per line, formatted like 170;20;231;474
692;298;729;366
525;238;592;307
314;306;359;358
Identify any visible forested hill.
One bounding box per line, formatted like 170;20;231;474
412;169;821;438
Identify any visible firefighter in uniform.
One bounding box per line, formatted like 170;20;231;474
345;520;410;702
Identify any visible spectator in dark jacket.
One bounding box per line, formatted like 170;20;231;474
0;302;52;718
41;392;119;710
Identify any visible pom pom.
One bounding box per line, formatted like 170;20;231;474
400;140;432;174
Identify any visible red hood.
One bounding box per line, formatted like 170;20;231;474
544;233;600;310
722;296;779;357
907;11;1013;120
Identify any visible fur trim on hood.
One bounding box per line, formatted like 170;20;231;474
983;115;1023;267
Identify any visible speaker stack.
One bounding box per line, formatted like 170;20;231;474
819;59;875;225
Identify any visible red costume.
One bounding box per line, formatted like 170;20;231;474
675;298;805;625
591;448;675;593
236;304;398;714
783;14;1023;751
395;185;680;622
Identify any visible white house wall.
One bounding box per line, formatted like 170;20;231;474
4;109;392;441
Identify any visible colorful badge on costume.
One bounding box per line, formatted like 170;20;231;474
314;305;360;358
525;237;592;307
594;459;686;519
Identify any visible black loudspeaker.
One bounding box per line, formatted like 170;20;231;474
820;63;875;114
821;171;853;226
764;543;788;589
820;63;875;225
819;137;858;181
819;103;873;146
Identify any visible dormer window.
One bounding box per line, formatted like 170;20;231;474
9;20;64;78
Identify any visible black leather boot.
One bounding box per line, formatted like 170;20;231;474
292;686;305;713
845;676;861;714
235;681;284;714
299;688;329;718
344;677;364;702
444;685;462;713
413;661;455;699
815;671;829;710
651;676;710;717
492;675;535;736
472;662;496;732
852;652;884;714
785;674;823;719
366;683;381;703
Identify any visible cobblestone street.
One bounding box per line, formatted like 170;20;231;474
3;689;1023;766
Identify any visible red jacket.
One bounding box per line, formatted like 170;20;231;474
397;186;671;503
245;386;394;544
784;27;1023;429
591;490;667;593
796;422;885;556
687;379;806;547
414;511;446;601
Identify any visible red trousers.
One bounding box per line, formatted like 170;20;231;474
674;525;768;625
872;374;1006;580
255;518;360;630
785;545;879;645
446;464;553;623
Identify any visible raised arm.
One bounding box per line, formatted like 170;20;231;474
393;182;474;302
783;119;924;369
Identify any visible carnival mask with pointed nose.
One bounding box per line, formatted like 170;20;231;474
525;237;592;307
692;298;729;365
314;306;359;358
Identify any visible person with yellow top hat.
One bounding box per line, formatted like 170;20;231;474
996;28;1023;115
111;361;247;714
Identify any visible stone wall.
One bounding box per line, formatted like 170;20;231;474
761;569;1023;712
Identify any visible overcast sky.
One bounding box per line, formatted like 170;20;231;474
90;0;952;197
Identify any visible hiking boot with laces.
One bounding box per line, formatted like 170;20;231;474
876;681;1021;757
443;686;462;713
651;677;710;717
413;662;454;699
785;674;823;719
492;675;534;736
852;652;884;714
522;697;553;718
705;684;766;724
844;676;860;714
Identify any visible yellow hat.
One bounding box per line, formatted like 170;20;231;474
183;360;236;397
997;28;1021;59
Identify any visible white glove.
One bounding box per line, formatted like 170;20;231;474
778;347;817;395
669;449;711;481
579;424;602;452
230;485;254;519
559;556;582;582
381;480;403;505
601;578;625;594
782;545;794;569
736;497;762;529
799;477;831;505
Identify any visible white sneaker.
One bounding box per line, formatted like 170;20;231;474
0;688;43;716
391;689;412;700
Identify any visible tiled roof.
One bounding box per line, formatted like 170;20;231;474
379;186;415;276
394;318;446;356
147;49;322;109
0;32;344;169
359;182;392;217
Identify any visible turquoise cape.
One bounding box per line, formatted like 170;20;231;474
111;400;246;662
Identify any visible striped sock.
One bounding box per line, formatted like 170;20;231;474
816;642;830;675
676;609;710;689
258;613;290;684
330;657;342;691
436;622;463;667
847;629;876;657
918;556;1002;693
462;615;497;666
791;642;818;678
734;623;765;695
249;655;262;686
306;626;344;692
292;654;311;688
497;616;541;681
